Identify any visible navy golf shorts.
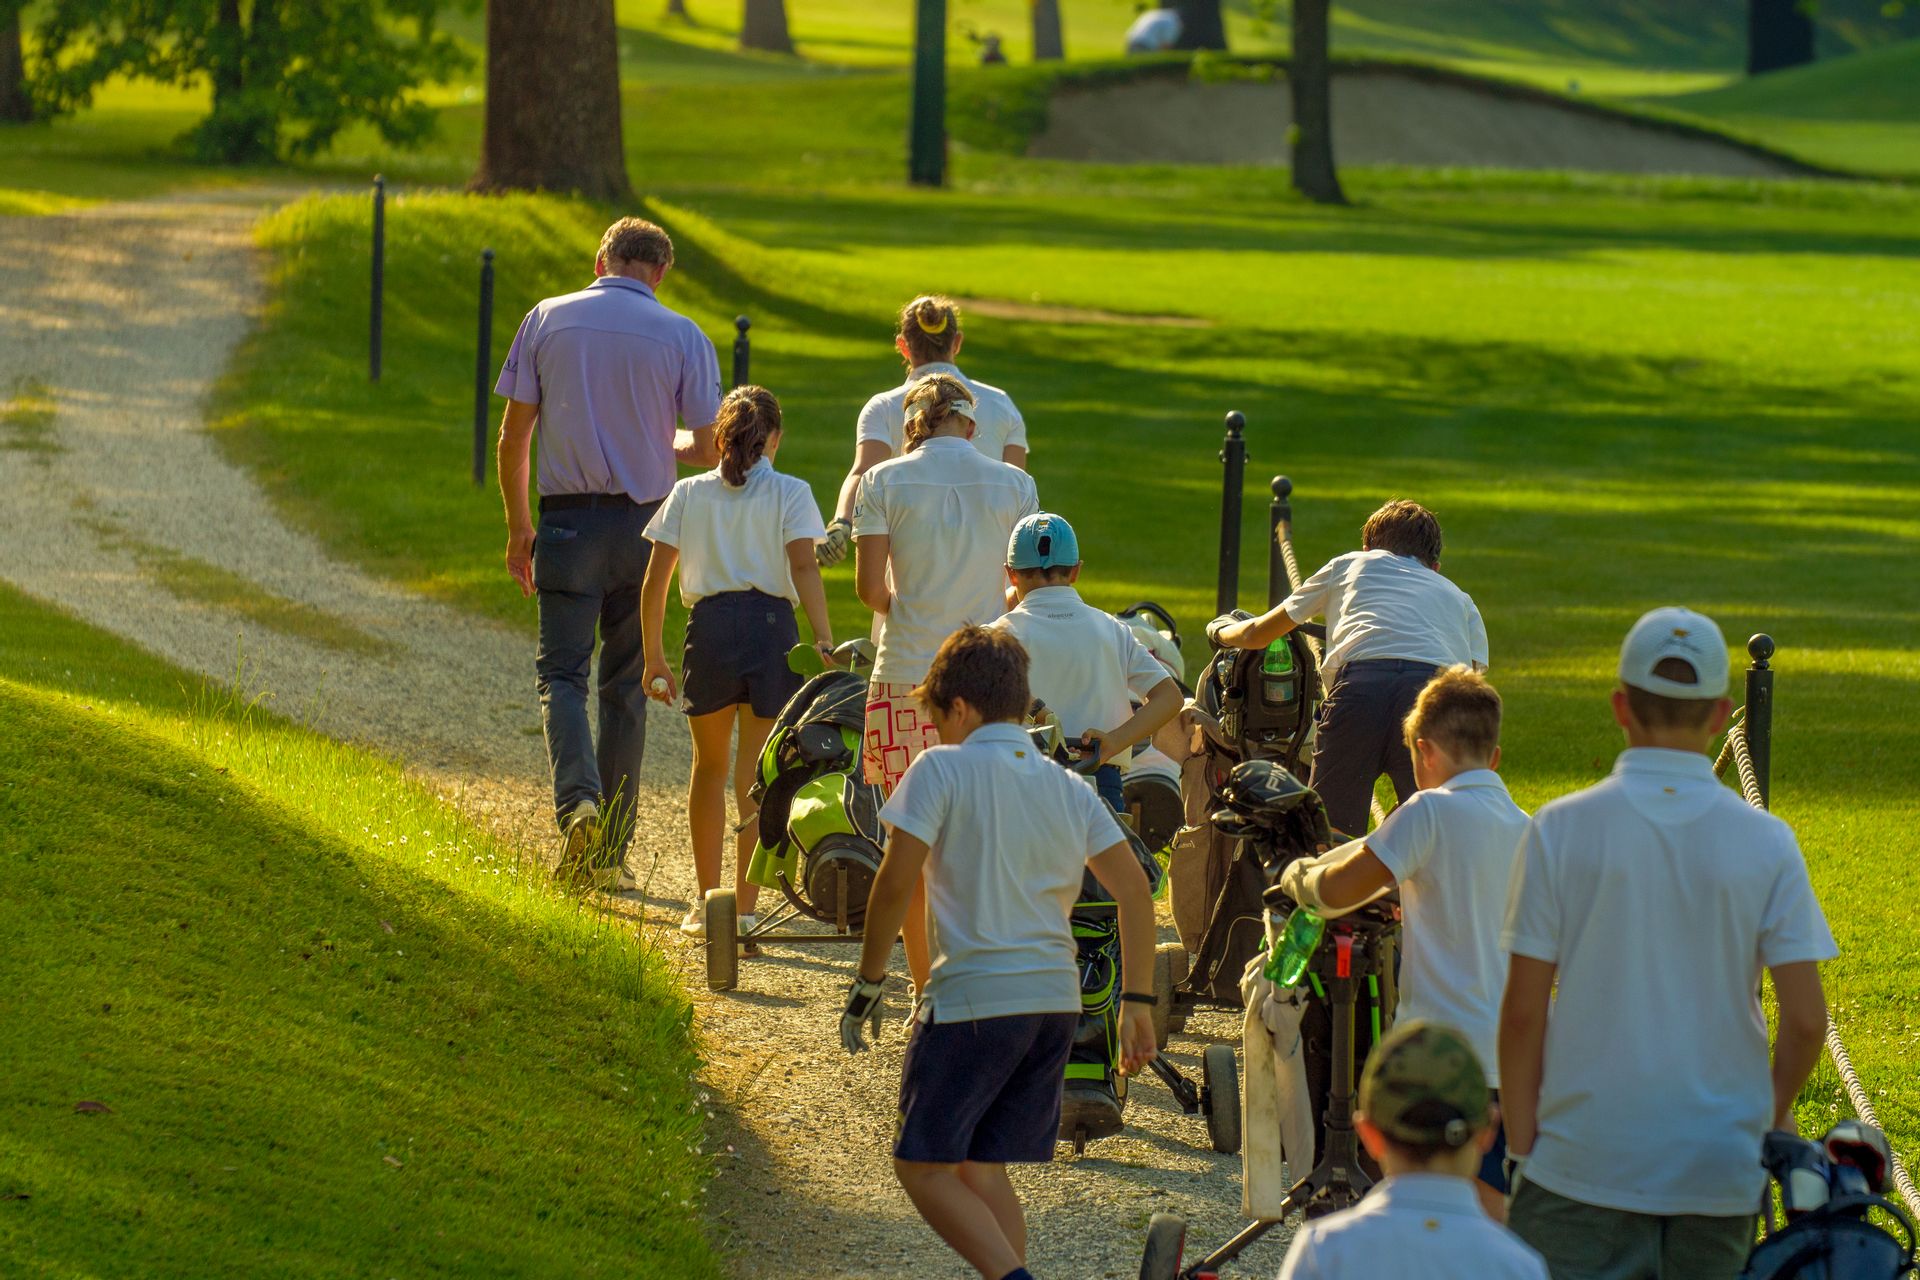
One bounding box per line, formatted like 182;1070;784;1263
681;589;801;718
894;1011;1077;1165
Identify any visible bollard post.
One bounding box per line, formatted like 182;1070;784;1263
1268;475;1294;606
1746;633;1774;808
732;315;751;388
472;248;495;488
1216;411;1247;616
369;175;385;382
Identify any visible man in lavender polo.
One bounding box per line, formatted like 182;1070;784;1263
495;217;722;888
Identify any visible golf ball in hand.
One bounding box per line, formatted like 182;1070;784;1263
650;676;670;695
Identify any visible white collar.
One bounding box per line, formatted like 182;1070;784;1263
1370;1173;1488;1215
905;361;964;384
1440;768;1505;791
1017;585;1083;608
913;435;973;454
1613;747;1717;781
966;722;1034;748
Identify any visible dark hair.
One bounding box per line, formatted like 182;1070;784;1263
1624;657;1720;730
715;385;781;486
916;625;1029;725
1362;500;1443;569
1404;666;1501;762
898;294;962;367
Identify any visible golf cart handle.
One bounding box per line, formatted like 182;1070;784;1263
1120;601;1180;645
1294;621;1327;642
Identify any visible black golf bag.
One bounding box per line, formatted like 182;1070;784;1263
1743;1125;1917;1280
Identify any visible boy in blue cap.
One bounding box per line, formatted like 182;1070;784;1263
991;512;1183;813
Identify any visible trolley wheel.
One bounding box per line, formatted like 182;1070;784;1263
704;890;738;992
1151;944;1179;1050
1203;1043;1241;1155
1168;948;1191;1035
1139;1211;1187;1280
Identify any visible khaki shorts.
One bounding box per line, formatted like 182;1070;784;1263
1508;1177;1755;1280
863;680;940;794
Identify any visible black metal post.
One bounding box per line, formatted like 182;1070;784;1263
369;174;385;382
1268;475;1294;607
732;315;751;388
472;248;495;488
1746;633;1774;808
908;0;947;186
1216;410;1247;616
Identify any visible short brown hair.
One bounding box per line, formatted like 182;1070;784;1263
898;294;962;367
916;625;1029;725
1362;500;1443;569
1624;657;1720;730
1404;666;1501;762
599;217;673;270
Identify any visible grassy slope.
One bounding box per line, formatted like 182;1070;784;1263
0;584;719;1279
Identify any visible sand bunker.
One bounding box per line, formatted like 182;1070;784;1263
1029;66;1809;178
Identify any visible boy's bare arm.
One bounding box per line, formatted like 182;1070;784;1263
1498;954;1556;1157
854;534;893;614
1212;603;1298;651
855;829;930;983
1088;841;1158;1075
1768;961;1828;1131
1089;677;1182;766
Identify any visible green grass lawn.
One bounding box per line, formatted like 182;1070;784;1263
0;584;720;1278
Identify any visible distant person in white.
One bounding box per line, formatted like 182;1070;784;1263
1125;6;1183;55
816;294;1028;566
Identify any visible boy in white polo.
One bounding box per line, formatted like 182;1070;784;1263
838;626;1157;1280
990;512;1182;814
1277;665;1527;1218
1499;607;1836;1280
1275;1020;1548;1280
1211;499;1486;837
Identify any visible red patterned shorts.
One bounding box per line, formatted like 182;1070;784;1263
863;680;941;794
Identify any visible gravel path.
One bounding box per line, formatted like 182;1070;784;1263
0;194;1286;1279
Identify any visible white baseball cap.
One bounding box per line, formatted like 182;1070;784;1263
1619;607;1729;699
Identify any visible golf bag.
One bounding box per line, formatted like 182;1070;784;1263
1114;601;1190;858
1743;1124;1917;1280
743;668;886;925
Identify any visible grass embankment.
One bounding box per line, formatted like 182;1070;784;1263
0;584;720;1278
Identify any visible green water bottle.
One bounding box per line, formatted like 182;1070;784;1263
1265;905;1325;988
1261;637;1297;707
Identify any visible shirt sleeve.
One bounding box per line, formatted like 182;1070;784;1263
1758;829;1839;967
1501;817;1560;963
782;476;828;544
642;481;686;549
879;752;949;847
1121;630;1169;702
850;470;888;538
1466;596;1490;672
677;327;724;430
1364;791;1431;883
1279;555;1340;624
1275;1227;1323;1280
1016;471;1040;520
494;310;541;405
1003;398;1029;451
855;392;897;450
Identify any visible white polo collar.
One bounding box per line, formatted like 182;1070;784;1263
1017;585;1083;608
905;361;963;384
591;275;659;300
914;436;973;454
1613;747;1717;782
966;722;1035;749
1369;1173;1487;1215
1441;768;1506;791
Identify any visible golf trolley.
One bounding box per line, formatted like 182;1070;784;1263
702;639;888;992
1744;1123;1918;1280
1140;759;1400;1280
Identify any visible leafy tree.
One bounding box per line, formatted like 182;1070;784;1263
473;0;630;200
740;0;793;53
22;0;469;163
0;1;31;122
1031;0;1063;60
1749;0;1816;73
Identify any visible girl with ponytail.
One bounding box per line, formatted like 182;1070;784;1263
815;294;1032;566
641;385;834;938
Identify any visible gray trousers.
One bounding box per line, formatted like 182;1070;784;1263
1509;1178;1755;1280
533;497;660;851
1307;658;1438;837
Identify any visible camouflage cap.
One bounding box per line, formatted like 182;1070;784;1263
1359;1019;1491;1149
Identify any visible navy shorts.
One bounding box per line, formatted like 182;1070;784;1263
1478;1092;1509;1193
895;1012;1077;1165
681;590;801;719
1092;764;1124;813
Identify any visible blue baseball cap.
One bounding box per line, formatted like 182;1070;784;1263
1007;512;1080;570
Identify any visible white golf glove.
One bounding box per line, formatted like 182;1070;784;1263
839;975;886;1054
815;517;853;566
1277;857;1331;913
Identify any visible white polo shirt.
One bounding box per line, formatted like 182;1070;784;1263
881;722;1127;1023
1366;769;1528;1086
642;458;826;606
1502;748;1837;1216
855;361;1029;462
991;585;1171;768
1280;550;1487;683
1277;1174;1548;1279
851;437;1039;685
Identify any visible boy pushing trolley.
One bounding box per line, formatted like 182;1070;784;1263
838;626;1159;1280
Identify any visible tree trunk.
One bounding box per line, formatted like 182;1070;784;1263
908;0;945;186
1031;0;1063;61
740;0;792;53
473;0;631;201
1289;0;1345;205
1747;0;1814;74
0;5;32;122
1172;0;1227;51
665;0;687;15
210;0;244;109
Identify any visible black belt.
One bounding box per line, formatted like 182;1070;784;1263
539;492;639;512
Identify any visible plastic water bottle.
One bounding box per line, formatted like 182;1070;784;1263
1265;905;1325;987
1261;637;1297;706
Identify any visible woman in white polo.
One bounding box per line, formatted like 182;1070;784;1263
817;295;1029;564
852;372;1038;987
